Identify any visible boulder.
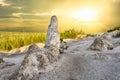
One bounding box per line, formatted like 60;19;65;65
90;33;114;51
109;30;120;37
16;48;49;80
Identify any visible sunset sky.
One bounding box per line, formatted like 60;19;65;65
0;0;120;33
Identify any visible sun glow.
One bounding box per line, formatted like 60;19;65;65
72;8;98;21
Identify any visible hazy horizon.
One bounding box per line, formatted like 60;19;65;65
0;0;120;33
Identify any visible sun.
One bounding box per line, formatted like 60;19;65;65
73;8;98;21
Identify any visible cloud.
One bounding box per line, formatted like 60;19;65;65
0;15;18;18
0;0;59;19
12;13;23;17
0;0;119;29
0;0;10;6
0;5;21;17
12;6;22;9
0;0;22;19
11;9;61;20
113;0;120;2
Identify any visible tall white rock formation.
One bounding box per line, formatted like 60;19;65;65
45;15;60;49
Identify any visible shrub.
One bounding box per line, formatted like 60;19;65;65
0;58;5;63
107;25;120;32
60;29;85;39
0;29;86;51
86;34;96;37
0;32;46;51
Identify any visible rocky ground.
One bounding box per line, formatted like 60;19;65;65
0;16;120;80
0;37;120;80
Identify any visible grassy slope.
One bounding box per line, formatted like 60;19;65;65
0;29;95;51
0;32;46;51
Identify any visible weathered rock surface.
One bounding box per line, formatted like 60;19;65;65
8;16;61;80
44;15;60;57
27;44;41;53
90;33;114;51
59;39;69;54
0;62;15;69
1;35;120;80
16;49;49;80
44;15;60;50
109;30;120;37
